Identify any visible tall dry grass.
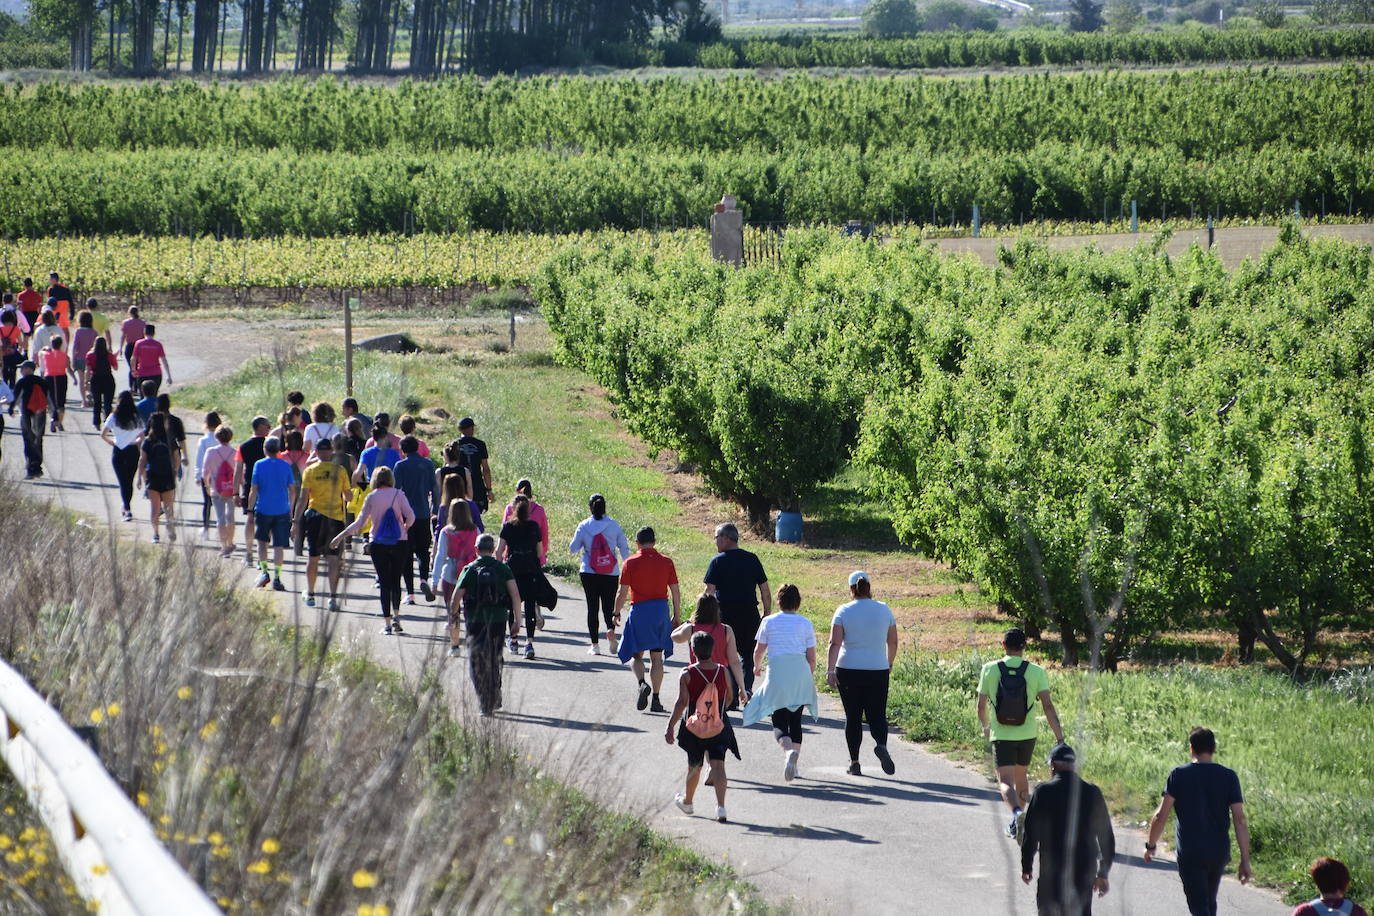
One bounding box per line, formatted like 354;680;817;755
0;477;763;914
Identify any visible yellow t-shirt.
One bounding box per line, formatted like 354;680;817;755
89;311;110;335
300;462;349;521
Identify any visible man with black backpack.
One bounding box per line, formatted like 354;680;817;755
977;627;1064;839
456;533;522;718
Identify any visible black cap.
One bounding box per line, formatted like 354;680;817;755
1049;744;1076;765
1003;627;1027;649
458;417;475;429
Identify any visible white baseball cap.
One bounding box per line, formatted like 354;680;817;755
848;570;869;588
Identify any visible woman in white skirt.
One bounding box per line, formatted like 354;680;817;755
742;584;817;782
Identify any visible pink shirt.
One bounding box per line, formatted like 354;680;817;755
132;337;165;377
502;499;549;563
41;349;70;377
120;317;146;347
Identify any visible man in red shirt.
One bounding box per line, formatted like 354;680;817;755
131;323;173;395
613;527;681;713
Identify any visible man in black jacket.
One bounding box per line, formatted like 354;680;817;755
9;360;49;479
1020;743;1116;916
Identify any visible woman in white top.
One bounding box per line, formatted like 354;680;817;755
568;493;631;655
742;584;817;782
827;570;899;777
99;390;145;521
302;401;341;449
193;411;221;534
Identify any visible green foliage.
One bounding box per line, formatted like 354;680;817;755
863;0;922;36
541;230;1374;665
1250;0;1288;26
1104;0;1143;32
0;68;1373;232
920;0;998;32
1068;0;1106;31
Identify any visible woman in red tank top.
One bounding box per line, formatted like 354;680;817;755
671;593;748;707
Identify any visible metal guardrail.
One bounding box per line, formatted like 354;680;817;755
0;660;221;916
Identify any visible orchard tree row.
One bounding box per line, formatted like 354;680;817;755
537;228;1374;672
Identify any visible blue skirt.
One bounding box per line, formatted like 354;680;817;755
617;598;675;662
742;653;819;726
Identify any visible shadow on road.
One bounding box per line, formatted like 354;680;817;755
731;776;984;809
500;710;644;734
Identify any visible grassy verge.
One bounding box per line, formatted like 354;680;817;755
0;782;84;913
0;478;769;913
892;653;1374;904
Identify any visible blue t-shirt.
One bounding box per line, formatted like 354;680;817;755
703;548;767;609
831;598;896;670
359;445;401;481
1165;761;1244;864
251;456;295;516
392;453;436;520
136;395;157;421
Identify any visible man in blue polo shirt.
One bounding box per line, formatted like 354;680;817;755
248;436;297;592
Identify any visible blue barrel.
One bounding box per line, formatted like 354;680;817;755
775;511;803;544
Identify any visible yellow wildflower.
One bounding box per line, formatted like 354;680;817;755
106;703;121;718
352;869;378;888
89;709;104;724
246;859;271;875
261;838;280;855
176;686;193;700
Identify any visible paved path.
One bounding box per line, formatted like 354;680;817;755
3;322;1289;915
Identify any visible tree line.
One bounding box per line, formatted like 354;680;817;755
25;0;707;73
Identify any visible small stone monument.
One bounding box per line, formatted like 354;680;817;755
710;194;744;267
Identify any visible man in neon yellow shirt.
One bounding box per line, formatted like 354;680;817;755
976;628;1063;839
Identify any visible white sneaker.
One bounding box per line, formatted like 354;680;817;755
673;794;693;816
587;644;600;656
716;807;728;824
783;749;799;782
607;631;619;655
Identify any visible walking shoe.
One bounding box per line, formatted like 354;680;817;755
382;622;393;636
636;681;651;711
151;533;160;544
846;761;862;777
783;749;799;782
327;597;340;612
304;593;316;607
420;581;435;603
405;594;416;606
255;571;271;588
392;620;405;635
508;638;520;654
244;554;256;567
673;794;694;816
447;646;461;658
607;631;619;656
272;578;286;592
1008;810;1022;840
649;697;666;713
524;643;535;660
122;509;133;521
587;644;600;656
716;807;728;824
535;609;545;630
874;744;896;776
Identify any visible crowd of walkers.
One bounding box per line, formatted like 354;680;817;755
5;296;1362;916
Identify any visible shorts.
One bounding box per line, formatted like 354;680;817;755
146;476;175;495
211;494;236;527
993;738;1037;768
73;356;87;372
254;512;291;548
303;510;345;557
676;721;734;769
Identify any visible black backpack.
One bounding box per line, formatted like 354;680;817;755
994;661;1031;726
466;561;510;623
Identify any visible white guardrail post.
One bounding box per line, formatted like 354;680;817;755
0;660;221;916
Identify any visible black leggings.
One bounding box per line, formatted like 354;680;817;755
370;542;407;617
46;376;67;416
90;374;114;427
112;444;139;512
580;572;618;643
836;667;890;760
402;518;432;595
515;575;539;638
771;706;805;744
